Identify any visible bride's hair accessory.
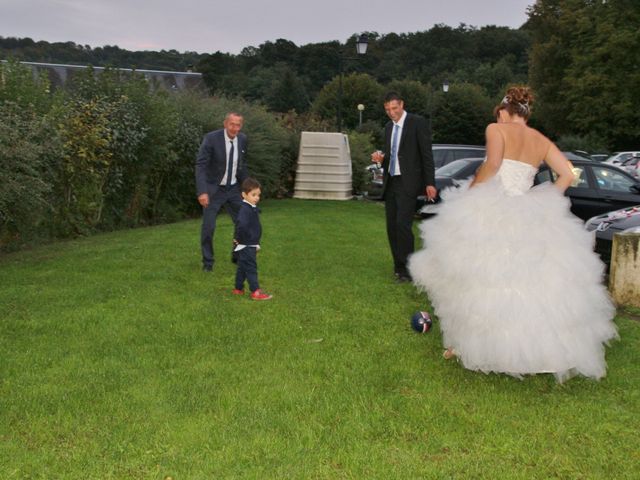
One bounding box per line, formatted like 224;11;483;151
502;95;530;115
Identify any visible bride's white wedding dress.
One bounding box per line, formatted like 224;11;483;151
408;159;618;382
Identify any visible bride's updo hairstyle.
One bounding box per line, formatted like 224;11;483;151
494;86;534;120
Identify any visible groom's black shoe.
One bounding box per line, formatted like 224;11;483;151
395;271;412;283
202;265;213;272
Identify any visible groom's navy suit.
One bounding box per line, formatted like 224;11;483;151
195;128;248;270
381;112;434;278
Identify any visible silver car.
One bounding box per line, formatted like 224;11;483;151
585;205;640;265
604;151;640;166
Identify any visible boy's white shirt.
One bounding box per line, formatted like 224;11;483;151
234;200;261;251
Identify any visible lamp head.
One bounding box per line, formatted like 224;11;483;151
356;34;369;55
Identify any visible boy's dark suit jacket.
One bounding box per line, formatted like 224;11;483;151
195;129;248;196
380;113;434;198
235;202;262;246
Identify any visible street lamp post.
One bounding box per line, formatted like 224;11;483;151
357;104;365;128
430;80;451;137
430;80;450;120
336;34;369;132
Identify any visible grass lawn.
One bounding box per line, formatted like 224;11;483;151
1;199;639;479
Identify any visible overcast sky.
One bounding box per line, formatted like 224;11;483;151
1;0;535;54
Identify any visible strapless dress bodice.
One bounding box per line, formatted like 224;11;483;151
496;158;538;196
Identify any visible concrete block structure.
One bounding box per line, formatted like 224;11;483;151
294;132;353;200
609;232;640;307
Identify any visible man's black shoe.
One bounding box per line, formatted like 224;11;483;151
396;274;412;283
202;265;213;272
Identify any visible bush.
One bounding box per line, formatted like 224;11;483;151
277;111;333;197
0;63;299;250
347;131;376;195
0;102;60;249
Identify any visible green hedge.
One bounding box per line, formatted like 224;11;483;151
0;61;369;251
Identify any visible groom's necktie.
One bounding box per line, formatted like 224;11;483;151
389;124;399;176
226;140;235;185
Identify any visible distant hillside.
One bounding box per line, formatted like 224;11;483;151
0;36;207;71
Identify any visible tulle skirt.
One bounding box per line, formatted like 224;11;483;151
408;179;618;382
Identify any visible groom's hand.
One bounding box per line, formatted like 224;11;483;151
198;193;209;208
426;185;437;202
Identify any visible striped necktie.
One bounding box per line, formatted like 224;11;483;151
389;124;399;176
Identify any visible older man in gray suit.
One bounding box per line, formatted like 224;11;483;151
195;112;248;272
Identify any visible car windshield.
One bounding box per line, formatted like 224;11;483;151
437;159;472;177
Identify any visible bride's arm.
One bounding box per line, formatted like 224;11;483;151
544;141;574;193
471;123;503;187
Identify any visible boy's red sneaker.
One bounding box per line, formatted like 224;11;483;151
251;289;273;301
232;289;244;295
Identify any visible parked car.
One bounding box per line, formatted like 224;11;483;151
563;151;593;161
363;144;485;199
433;158;484;192
535;159;640;220
364;162;384;198
604;151;640;165
590;154;610;162
417;158;484;214
420;158;640;220
585;205;640;266
619;154;640;179
432;144;486;168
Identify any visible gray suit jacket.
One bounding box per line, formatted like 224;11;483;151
195;128;248;196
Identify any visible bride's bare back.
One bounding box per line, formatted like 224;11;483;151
475;117;574;192
494;123;551;169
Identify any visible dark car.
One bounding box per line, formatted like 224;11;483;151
433;157;484;192
432;144;486;168
363;144;485;199
535;160;640;220
585;205;640;265
417;158;484;214
563;151;594;161
420;158;640;220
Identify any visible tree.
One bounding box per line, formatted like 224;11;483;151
243;63;310;113
311;73;384;130
295;41;343;95
527;0;640;149
196;51;242;95
432;83;493;144
264;65;310;113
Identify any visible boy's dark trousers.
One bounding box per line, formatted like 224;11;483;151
235;247;259;292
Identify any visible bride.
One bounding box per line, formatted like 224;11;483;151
408;86;618;383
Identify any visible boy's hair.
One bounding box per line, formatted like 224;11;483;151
241;177;261;193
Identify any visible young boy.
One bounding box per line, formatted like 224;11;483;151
232;177;272;300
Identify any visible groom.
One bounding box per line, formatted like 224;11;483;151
195;112;248;272
372;92;436;282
